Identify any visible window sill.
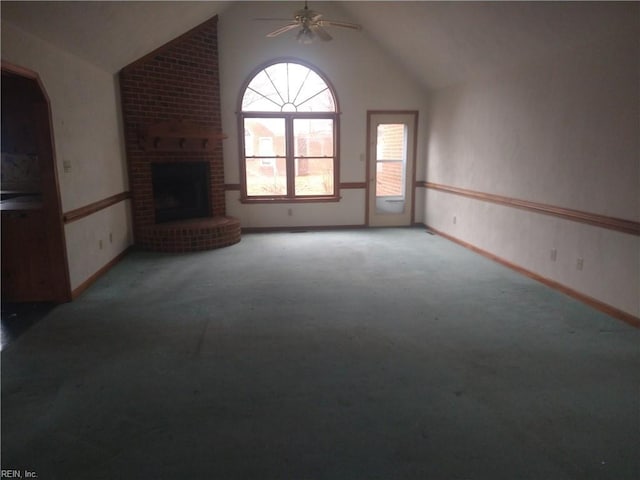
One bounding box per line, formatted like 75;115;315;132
240;195;341;204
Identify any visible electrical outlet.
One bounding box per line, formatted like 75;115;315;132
550;249;557;262
453;216;457;224
288;208;293;216
576;258;584;271
99;239;103;250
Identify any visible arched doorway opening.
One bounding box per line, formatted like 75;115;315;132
1;62;71;303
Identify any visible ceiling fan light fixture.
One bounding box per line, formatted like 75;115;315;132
297;27;315;44
260;1;361;44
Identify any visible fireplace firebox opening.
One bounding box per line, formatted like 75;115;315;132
151;162;211;223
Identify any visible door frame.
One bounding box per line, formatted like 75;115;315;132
2;61;72;302
365;110;419;227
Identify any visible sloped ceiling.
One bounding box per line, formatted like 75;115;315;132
341;1;639;89
0;1;232;73
1;1;637;90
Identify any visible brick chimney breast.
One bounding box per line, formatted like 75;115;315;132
119;16;240;252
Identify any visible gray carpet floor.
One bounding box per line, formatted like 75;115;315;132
1;228;638;479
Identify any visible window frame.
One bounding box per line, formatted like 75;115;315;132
237;59;341;204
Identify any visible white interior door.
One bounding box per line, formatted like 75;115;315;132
367;112;417;227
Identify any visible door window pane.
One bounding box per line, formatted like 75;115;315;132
376;124;406;161
375;122;407;215
376;161;404;196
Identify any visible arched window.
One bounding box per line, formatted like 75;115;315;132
239;60;339;201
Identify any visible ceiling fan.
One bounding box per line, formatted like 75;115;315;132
257;1;362;44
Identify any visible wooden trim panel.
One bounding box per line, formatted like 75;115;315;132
242;224;366;233
226;182;364;194
63;192;131;224
2;61;42;84
240;196;341;204
71;247;132;299
426;225;640;328
339;182;367;189
420;181;640;236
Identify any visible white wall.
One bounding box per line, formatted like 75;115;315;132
1;21;133;291
424;27;640;316
219;1;428;228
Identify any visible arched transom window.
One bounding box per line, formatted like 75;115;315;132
239;60;339;201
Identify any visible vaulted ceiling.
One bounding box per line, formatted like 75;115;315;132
2;1;637;90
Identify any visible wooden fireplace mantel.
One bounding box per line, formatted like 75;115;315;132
139;120;227;152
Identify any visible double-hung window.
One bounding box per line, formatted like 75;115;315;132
239;60;339;202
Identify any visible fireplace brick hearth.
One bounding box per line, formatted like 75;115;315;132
119;15;240;252
138;216;240;253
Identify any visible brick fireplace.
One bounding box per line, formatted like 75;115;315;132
119;15;240;252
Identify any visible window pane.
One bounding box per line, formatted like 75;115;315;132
241;61;339;200
295;157;334;196
376;124;406;161
294;119;334;157
376;161;404;196
263;63;289;102
242;71;282;112
294;70;335;111
242;63;336;113
296;88;334;112
244;118;286;157
287;63;310;105
246;158;287;196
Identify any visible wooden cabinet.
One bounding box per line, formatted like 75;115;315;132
1;197;68;302
1;209;55;301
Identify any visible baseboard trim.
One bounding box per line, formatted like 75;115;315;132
71;247;132;300
242;224;366;233
426;225;640;328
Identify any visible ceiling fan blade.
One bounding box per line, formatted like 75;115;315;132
317;19;362;31
266;23;300;38
312;25;333;42
254;17;298;22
